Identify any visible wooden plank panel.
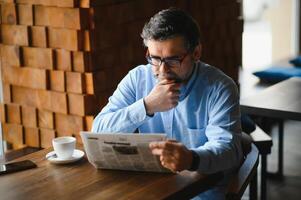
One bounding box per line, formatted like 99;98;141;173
84;115;94;131
12;86;42;108
1;3;17;24
48;27;78;51
61;8;80;29
0;0;14;3
22;47;54;69
66;71;84;94
72;51;91;72
0;103;6;123
38;109;54;129
55;49;72;71
33;5;48;26
68;93;97;116
74;133;83;144
40;128;55;148
2;123;24;149
2;83;11;103
84;70;110;94
6;103;21;124
0;44;21;66
50;91;68;114
16;0;55;5
16;0;85;8
84;73;94;94
64;8;90;29
56;0;81;8
21;106;38;128
1;65;48;89
55;113;84;134
49;70;65;92
12;86;68;114
17;4;33;25
24;127;40;147
56;130;74;137
48;27;87;51
34;6;90;29
0;24;28;46
30;26;47;47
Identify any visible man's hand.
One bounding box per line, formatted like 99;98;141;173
149;140;193;172
144;79;181;115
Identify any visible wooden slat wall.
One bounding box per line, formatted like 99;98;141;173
0;0;243;149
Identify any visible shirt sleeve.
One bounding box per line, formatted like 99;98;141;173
192;79;243;174
91;69;152;133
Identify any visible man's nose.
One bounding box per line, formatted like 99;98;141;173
158;61;170;73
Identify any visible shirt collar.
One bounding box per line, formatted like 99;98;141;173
179;62;198;101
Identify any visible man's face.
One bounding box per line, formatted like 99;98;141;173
146;36;201;83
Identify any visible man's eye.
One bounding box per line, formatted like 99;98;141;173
151;58;161;63
166;59;180;65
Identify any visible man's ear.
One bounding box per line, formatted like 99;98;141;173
192;44;202;61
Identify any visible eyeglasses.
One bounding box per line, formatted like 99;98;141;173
145;50;189;68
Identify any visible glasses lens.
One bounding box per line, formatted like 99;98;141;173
147;56;161;66
146;55;183;68
165;59;181;68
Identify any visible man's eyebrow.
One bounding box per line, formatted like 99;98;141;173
149;54;181;60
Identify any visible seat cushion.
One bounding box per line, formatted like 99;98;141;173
289;56;301;67
253;66;301;83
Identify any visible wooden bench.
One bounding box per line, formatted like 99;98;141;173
230;120;272;200
249;125;273;200
227;142;259;200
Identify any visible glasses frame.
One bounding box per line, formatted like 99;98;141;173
145;50;189;68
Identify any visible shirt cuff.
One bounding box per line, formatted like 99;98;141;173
190;147;221;174
128;98;152;124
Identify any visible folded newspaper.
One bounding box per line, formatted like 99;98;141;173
80;132;171;173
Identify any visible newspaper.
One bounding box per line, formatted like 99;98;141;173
80;132;171;173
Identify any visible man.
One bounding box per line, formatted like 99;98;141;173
92;8;243;199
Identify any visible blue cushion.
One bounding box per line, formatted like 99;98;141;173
253;66;301;83
289;56;301;67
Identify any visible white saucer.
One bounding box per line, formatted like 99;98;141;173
46;149;85;164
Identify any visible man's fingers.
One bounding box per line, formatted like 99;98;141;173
149;141;176;151
149;141;166;149
151;148;163;155
158;79;181;89
150;141;181;161
160;158;177;172
149;140;188;172
160;155;174;169
158;79;176;85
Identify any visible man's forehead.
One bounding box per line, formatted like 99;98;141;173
147;37;187;56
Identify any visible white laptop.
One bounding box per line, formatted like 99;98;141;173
80;132;171;173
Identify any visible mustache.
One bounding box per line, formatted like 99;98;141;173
154;73;182;83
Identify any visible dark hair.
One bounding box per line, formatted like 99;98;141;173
141;8;201;52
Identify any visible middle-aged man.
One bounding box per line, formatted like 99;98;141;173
92;8;243;199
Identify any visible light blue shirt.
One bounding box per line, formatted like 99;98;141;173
92;61;243;199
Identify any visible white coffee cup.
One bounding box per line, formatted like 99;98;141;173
52;136;76;159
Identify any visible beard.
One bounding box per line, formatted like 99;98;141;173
153;72;183;83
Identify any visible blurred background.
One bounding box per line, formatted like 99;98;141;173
0;1;300;199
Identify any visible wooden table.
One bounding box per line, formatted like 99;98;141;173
241;77;301;178
0;147;222;200
241;77;301;121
